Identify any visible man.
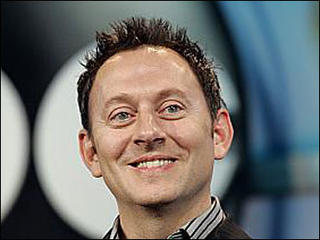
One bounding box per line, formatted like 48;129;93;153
77;17;251;239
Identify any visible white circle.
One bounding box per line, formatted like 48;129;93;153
33;43;240;238
33;45;117;238
1;70;30;222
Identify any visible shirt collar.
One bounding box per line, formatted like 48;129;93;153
105;196;225;239
108;215;121;239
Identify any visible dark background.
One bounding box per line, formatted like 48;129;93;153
1;2;246;238
1;1;318;239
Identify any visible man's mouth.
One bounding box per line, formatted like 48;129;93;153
128;155;177;169
130;159;176;168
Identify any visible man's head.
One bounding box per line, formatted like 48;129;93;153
77;17;233;207
78;17;225;134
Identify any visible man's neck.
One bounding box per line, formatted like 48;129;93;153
117;193;212;239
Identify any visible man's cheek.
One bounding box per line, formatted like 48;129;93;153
96;132;131;160
165;123;202;149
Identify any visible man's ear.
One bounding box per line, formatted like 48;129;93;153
78;129;102;178
213;109;234;160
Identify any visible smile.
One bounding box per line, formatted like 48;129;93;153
134;159;175;168
128;155;177;170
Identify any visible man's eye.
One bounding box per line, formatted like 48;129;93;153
164;105;182;114
112;112;131;122
159;104;185;119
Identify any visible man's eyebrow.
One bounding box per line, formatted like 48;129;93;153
104;93;136;110
156;89;190;103
104;88;191;109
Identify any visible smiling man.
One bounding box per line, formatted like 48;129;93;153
77;17;250;239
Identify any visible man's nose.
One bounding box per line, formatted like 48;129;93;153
133;113;166;148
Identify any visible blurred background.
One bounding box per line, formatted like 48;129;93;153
1;1;319;239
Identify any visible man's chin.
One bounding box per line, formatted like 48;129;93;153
140;200;173;209
134;193;177;209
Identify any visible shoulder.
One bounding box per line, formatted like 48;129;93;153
207;215;252;239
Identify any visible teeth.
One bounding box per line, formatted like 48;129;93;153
136;159;174;168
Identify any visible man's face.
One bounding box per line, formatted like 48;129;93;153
80;46;232;207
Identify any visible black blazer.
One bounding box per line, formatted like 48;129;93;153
206;216;251;239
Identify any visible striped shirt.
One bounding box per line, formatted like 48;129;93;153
104;196;226;239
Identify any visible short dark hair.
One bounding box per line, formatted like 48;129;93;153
77;17;225;133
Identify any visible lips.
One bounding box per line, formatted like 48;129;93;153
128;154;177;168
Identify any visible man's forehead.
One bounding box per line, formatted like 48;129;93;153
99;45;190;73
90;45;201;107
